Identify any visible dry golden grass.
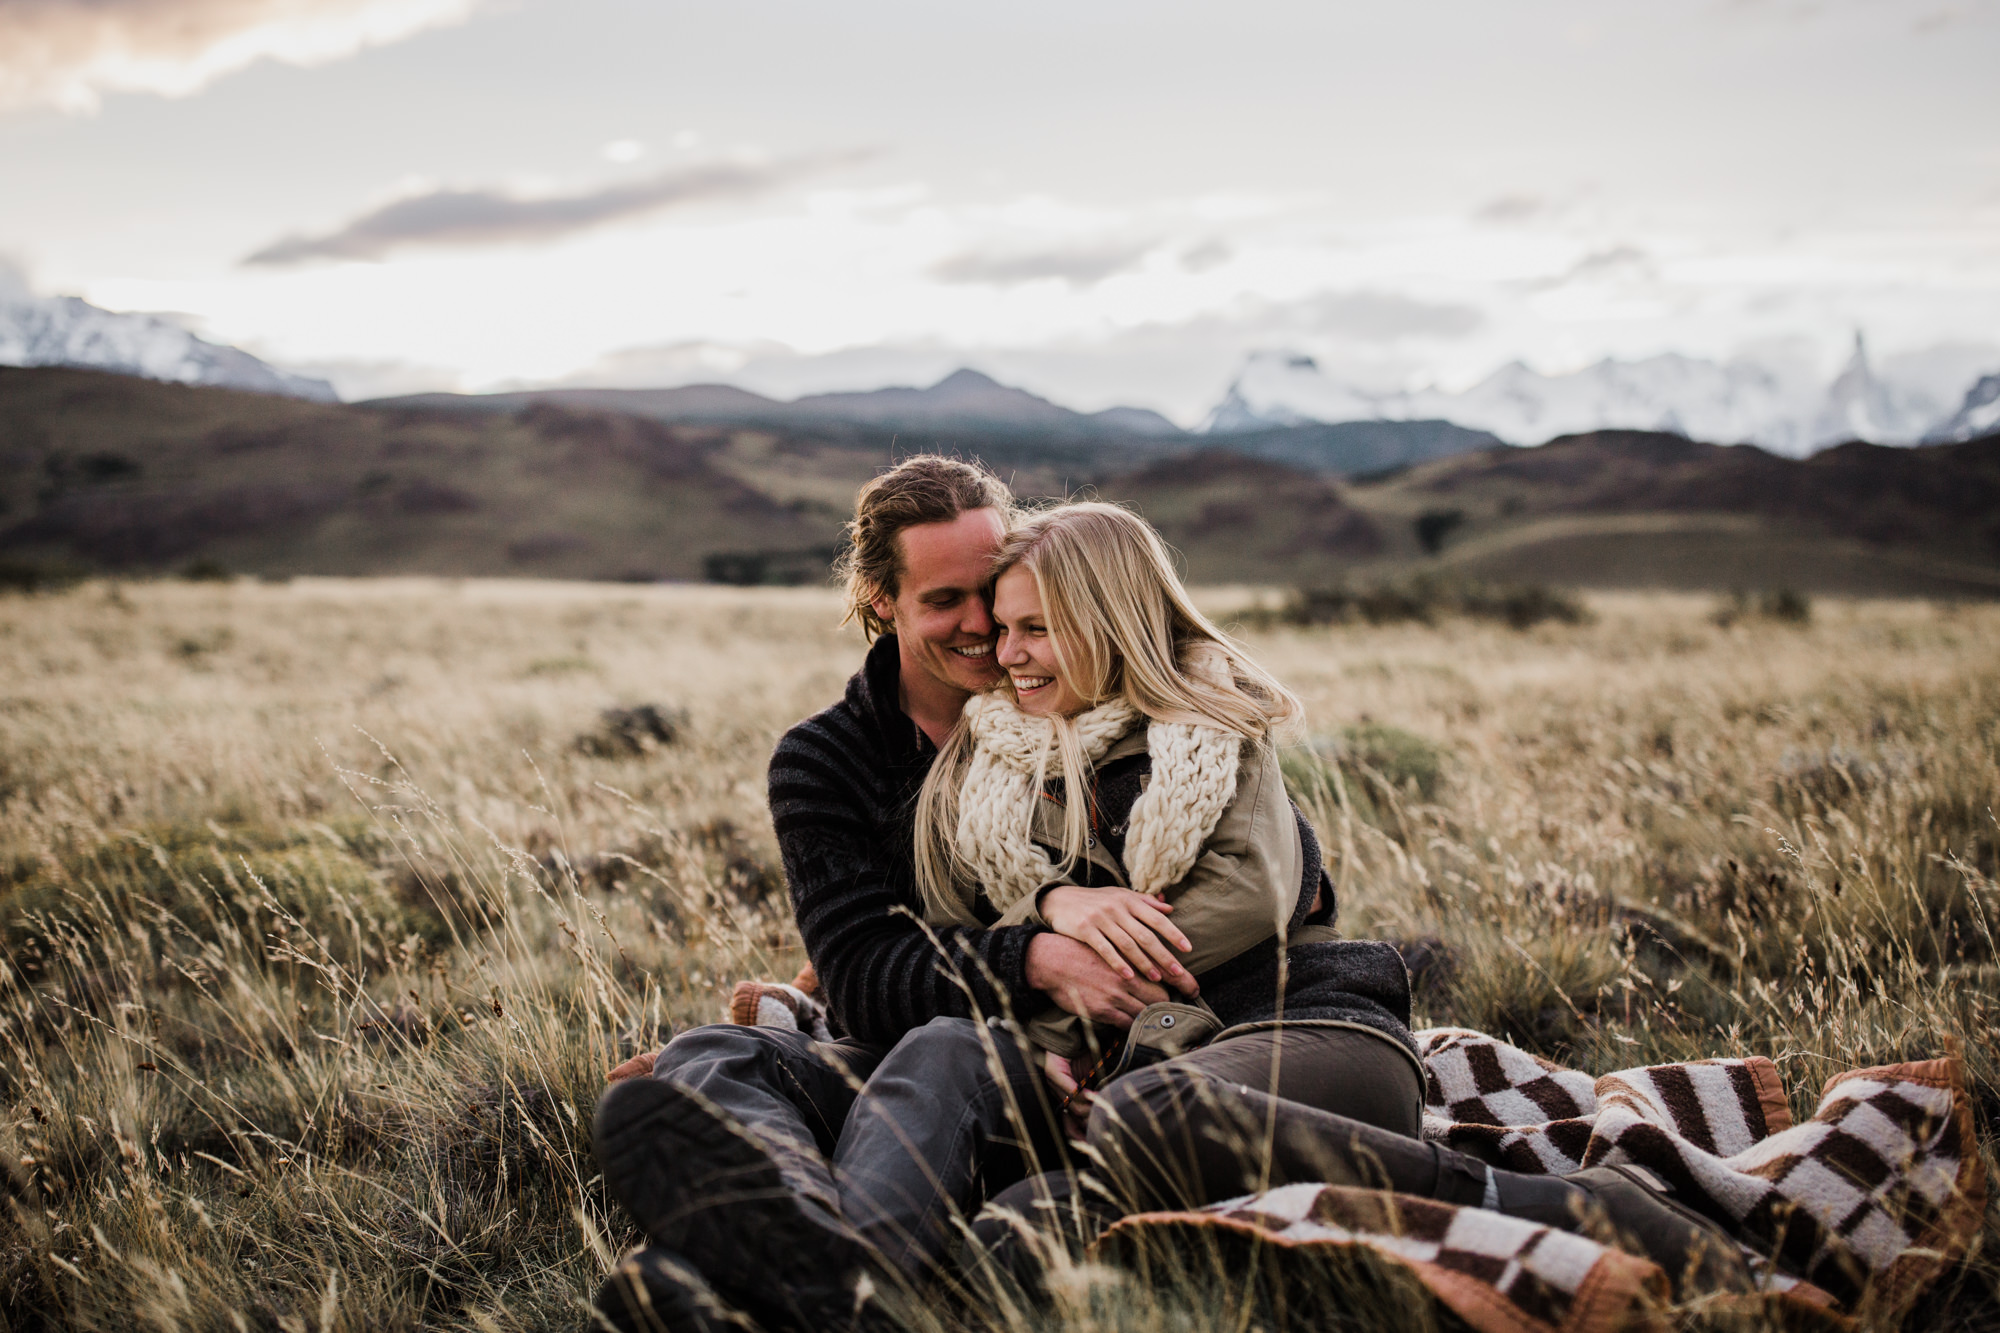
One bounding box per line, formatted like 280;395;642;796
0;578;1994;1331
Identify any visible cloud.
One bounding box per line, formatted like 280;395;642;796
1473;193;1546;223
0;254;33;302
1911;7;1966;32
1179;240;1232;273
0;0;482;113
243;156;855;265
1565;245;1652;279
1304;291;1485;340
270;355;465;400
930;240;1151;287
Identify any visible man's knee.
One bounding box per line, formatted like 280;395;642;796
889;1016;1032;1092
903;1015;983;1049
655;1021;818;1082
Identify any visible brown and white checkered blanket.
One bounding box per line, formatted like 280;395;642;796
1102;1028;1986;1332
712;990;1984;1331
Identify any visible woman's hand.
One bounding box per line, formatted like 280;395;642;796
1041;1050;1091;1140
1040;884;1197;994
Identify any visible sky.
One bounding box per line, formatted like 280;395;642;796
1;0;1997;421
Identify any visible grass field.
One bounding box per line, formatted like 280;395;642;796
1;578;1994;1331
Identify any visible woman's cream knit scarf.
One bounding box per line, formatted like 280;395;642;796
955;690;1244;912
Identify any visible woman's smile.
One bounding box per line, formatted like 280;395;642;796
992;566;1088;716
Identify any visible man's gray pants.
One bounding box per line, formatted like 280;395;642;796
651;1015;1070;1278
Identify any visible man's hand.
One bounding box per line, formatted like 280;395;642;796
1025;933;1171;1026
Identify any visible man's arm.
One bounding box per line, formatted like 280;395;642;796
771;715;1047;1045
1024;933;1170;1026
782;829;1047;1044
772;715;1164;1046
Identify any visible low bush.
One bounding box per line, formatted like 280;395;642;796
1250;575;1589;631
0;557;86;594
1712;587;1812;627
1281;723;1448;831
179;557;235;583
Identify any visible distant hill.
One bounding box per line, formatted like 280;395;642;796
0;367;832;581
4;367;1997;596
1096;450;1384;584
1204;419;1498;477
372;368;1183;442
1341;429;2000;597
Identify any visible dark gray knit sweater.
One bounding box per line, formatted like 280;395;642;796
768;635;1049;1045
768;635;1414;1055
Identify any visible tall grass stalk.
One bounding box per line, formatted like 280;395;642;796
0;580;1993;1330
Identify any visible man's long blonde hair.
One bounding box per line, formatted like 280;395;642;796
913;501;1303;921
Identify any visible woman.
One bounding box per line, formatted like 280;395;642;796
929;503;1751;1300
912;502;1426;1185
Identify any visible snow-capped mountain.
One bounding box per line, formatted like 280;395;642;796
1207;355;1385;434
1924;375;2000;444
1807;336;1942;447
0;292;335;401
1210;339;1984;454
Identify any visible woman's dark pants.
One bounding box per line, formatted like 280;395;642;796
973;1025;1451;1275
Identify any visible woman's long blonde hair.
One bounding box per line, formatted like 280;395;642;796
913;501;1303;921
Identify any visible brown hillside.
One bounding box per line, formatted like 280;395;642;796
6;368;1998;595
1104;450;1383;582
0;367;835;580
1329;428;2000;594
1400;429;2000;562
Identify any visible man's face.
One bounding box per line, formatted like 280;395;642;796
871;507;1006;697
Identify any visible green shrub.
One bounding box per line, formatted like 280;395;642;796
2;821;448;981
0;557;85;593
1254;576;1589;631
1283;723;1448;830
179;557;234;582
1413;507;1464;554
1712;587;1813;627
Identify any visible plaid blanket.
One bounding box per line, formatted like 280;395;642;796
1102;1028;1985;1331
721;990;1984;1330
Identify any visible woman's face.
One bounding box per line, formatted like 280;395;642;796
993;566;1090;717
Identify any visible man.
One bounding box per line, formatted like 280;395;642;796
591;458;1738;1330
592;456;1182;1333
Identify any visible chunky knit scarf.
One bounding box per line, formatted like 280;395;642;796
955;690;1244;911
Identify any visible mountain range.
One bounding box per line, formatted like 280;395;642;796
5;284;1996;461
1929;375;2000;444
1209;338;1995;455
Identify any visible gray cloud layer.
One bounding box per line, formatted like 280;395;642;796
244;157;850;264
930;240;1152;287
1306;292;1485;340
0;0;480;112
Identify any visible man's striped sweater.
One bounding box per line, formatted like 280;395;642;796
766;634;1049;1046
